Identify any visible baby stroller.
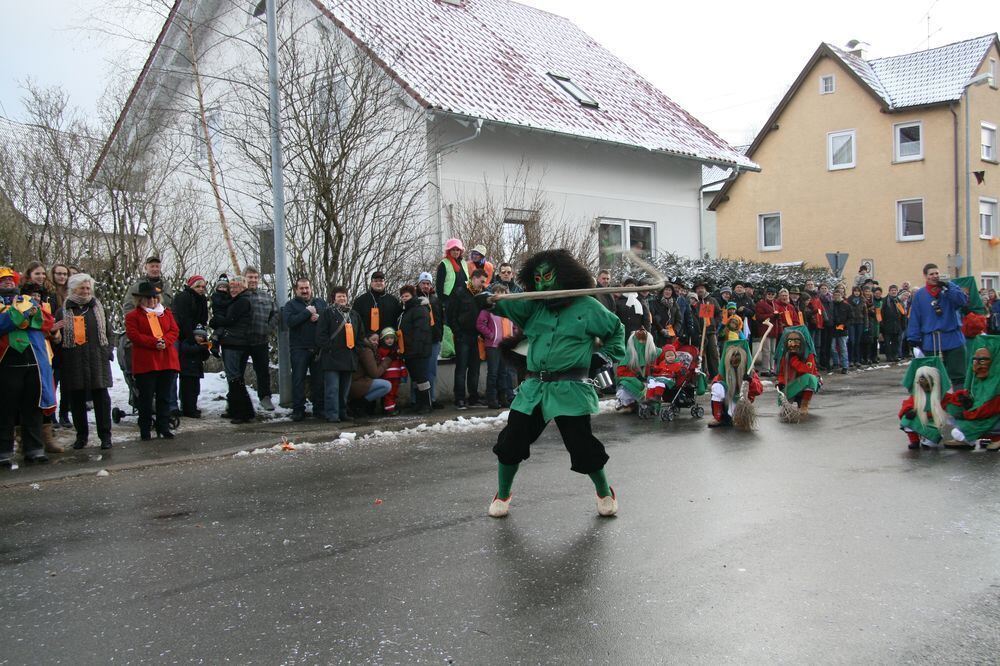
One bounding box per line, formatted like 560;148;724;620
638;344;706;422
111;331;181;429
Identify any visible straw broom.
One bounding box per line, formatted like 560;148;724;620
732;321;773;431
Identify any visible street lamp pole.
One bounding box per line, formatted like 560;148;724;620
265;0;291;406
963;72;993;279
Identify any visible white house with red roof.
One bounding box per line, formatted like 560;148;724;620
93;0;754;280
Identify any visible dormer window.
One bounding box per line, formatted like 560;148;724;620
820;74;835;94
549;73;599;108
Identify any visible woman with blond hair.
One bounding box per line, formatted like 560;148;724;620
56;273;114;449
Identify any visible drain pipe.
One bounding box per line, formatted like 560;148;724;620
434;117;483;248
698;167;740;259
950;103;961;266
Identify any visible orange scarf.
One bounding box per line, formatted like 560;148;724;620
146;311;164;339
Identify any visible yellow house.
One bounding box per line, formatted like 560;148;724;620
712;35;1000;291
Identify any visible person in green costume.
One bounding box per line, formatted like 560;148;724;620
897;357;951;450
480;249;626;518
953;276;989;359
774;325;821;416
946;335;1000;450
614;328;681;411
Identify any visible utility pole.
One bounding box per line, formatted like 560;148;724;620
265;0;291;406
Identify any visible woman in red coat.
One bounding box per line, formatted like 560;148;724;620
125;282;180;440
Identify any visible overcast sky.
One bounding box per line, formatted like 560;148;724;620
0;0;992;144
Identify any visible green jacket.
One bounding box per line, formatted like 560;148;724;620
494;296;625;420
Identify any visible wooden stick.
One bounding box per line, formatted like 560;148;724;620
747;320;774;370
489;251;666;302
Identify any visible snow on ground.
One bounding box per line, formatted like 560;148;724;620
66;360;291;444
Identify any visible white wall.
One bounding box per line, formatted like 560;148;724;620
436;118;703;260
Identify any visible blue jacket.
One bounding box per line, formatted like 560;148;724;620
990;299;1000;335
906;281;968;353
282;297;328;350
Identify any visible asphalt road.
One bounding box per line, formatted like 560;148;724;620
2;366;999;664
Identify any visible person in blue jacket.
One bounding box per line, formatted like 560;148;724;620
906;263;969;388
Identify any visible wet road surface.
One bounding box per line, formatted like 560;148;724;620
2;366;999;663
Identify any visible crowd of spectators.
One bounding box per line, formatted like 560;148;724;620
2;247;998;466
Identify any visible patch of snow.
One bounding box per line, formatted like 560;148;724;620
96;469;109;477
233;450;250;458
29;483;41;490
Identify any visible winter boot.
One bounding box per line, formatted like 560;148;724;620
228;379;255;424
42;423;64;453
416;385;433;415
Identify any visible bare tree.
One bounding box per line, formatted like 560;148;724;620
448;160;596;270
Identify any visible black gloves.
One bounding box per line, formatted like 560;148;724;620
959;394;974;409
777;383;785;391
904;409;917;420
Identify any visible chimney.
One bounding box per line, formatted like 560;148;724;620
845;39;870;59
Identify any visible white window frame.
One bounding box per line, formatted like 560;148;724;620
820;74;835;95
827;129;856;170
758;212;782;251
980;197;998;239
896;198;925;242
981;273;1000;292
598;218;656;263
982;122;997;162
893;121;923;162
195;107;223;165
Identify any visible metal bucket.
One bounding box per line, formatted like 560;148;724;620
593;368;615;390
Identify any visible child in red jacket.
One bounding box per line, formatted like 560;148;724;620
376;327;407;414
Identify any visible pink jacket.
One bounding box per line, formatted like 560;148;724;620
476;309;518;348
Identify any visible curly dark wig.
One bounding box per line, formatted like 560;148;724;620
517;249;595;293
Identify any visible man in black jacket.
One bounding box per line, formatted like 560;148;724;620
352;270;402;337
282;277;328;421
594;269;616;312
417;272;446;409
318;286;362;423
448;269;488;409
210;276;255;423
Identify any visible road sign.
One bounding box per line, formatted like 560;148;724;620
826;252;849;277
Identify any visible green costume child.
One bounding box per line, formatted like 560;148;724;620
484;250;625;518
898;356;951;449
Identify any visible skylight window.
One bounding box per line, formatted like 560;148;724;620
549;73;599;108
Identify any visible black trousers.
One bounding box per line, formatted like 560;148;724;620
180;376;201;414
405;355;430;386
0;364;44;458
134;371;176;434
70;387;111;445
493;405;609;474
247;344;272;398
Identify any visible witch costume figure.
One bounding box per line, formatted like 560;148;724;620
0;266;57;467
615;329;683;411
708;339;762;429
897;356;951;450
774;325;821;418
482;250;625;518
946;335;1000;450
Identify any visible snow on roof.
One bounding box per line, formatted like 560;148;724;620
827;34;997;109
317;0;756;169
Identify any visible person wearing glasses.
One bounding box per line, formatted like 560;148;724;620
492;263;522;294
906;263;968;389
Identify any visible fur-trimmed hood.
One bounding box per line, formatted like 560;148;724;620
517;249;595;293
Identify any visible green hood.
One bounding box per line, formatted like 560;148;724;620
720;339;752;361
902;356;951;394
775;325;815;361
964;335;1000;408
953;276;986;314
